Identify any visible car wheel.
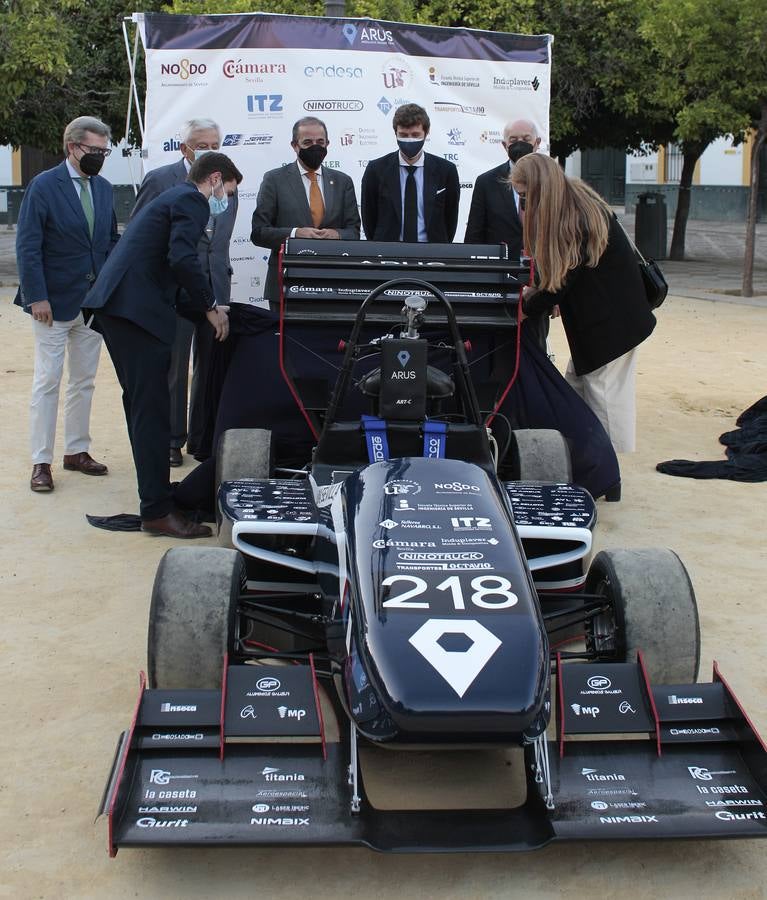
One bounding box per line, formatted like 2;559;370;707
585;548;700;684
147;547;245;689
510;429;572;483
215;428;273;547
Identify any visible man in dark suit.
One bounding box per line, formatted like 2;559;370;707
361;103;459;243
251;116;360;304
15;116;119;492
131;118;238;467
464;118;541;260
82;153;241;539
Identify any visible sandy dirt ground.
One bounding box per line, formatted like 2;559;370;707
1;288;766;899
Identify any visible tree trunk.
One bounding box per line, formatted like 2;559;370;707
742;101;767;298
669;144;705;261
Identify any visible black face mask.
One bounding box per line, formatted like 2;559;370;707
78;152;105;176
507;140;535;164
297;144;327;170
397;138;425;160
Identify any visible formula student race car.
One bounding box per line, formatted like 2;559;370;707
101;249;767;854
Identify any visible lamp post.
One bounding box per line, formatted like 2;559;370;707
324;0;346;16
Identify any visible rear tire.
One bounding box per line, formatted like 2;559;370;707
510;429;572;483
585;548;700;683
148;547;245;689
216;428;273;547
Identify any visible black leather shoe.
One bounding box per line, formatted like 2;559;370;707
141;511;212;539
169;447;183;467
603;481;622;502
31;463;54;492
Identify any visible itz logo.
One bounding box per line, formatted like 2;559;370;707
247;95;283;114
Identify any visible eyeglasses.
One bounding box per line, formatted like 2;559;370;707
76;143;112;157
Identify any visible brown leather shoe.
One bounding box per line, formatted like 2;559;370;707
63;452;108;476
31;463;54;492
141;510;212;539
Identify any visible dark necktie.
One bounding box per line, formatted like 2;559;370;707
78;177;94;238
403;165;418;242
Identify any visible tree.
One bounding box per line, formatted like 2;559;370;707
640;0;767;267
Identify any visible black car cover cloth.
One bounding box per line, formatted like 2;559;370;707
656;396;767;483
85;513;142;531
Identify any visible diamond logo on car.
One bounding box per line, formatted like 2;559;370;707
408;619;501;697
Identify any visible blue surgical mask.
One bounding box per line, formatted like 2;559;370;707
208;183;228;217
194;148;212;160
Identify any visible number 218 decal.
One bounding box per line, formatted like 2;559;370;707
381;575;518;611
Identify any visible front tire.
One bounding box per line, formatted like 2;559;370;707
510;429;573;483
585;548;700;683
148;547;245;689
216;428;273;547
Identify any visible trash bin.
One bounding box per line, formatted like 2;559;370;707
635;192;667;260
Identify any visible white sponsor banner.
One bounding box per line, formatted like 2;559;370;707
139;14;551;305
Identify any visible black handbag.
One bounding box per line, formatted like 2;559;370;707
616;216;668;309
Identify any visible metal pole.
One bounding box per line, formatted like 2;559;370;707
324;0;346;17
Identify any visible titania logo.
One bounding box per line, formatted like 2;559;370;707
261;766;306;782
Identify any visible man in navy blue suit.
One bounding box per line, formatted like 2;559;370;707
16;116;119;492
83;153;241;539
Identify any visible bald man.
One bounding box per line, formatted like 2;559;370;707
464;119;540;261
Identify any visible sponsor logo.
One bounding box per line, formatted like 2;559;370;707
442;536;499;546
592;800;646;811
571;703;599;718
435;481;481;494
343;23;394;47
136;817;190;828
447;128;465;146
223;60;286;79
619;701;637;715
433;101;486;117
493;75;541;91
246;95;284;116
303;99;364;113
460;181;474;190
379;519;398;530
377;96;393;115
160;702;197;713
223;133;273;147
240;705;258;719
581;768;626;782
706;798;763;807
382;58;411;89
600;815;658;825
715;810;766;822
398;552;484;562
668;695;704;705
289;284;334;294
252;803;270;813
450;516;492;530
688;766;737;781
250;817;310;826
261;766;306;781
305;64;364;79
257;788;309;799
444;152;459;162
670;727;720;736
149;769;199;786
409;619;502;697
160;59;207;81
428;67;480;88
590;801;608;811
480;130;502;144
373;539;436;549
150;733;204;742
341;132;354;145
138;805;197;813
256;677;281;692
587;676;611;690
277;706;307;720
384;480;421;496
163;137;182;152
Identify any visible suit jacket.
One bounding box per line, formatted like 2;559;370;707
250;162;361;302
464;161;523;261
14;161;119;321
360;151;460;243
131;157;238;304
523;215;656;375
82;183;214;345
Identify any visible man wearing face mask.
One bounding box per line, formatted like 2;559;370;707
464;118;540;260
131;118;238;467
361;103;459;243
82;153;241;539
15;116;119;493
250;117;360;305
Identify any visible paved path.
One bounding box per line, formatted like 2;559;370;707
2;215;765;304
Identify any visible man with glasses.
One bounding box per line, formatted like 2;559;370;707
251;116;360;305
131;118;238;466
15;115;119;492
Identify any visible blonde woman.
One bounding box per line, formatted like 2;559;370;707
511;154;655;454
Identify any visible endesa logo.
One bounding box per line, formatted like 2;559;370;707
304;64;363;79
161;59;207;80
